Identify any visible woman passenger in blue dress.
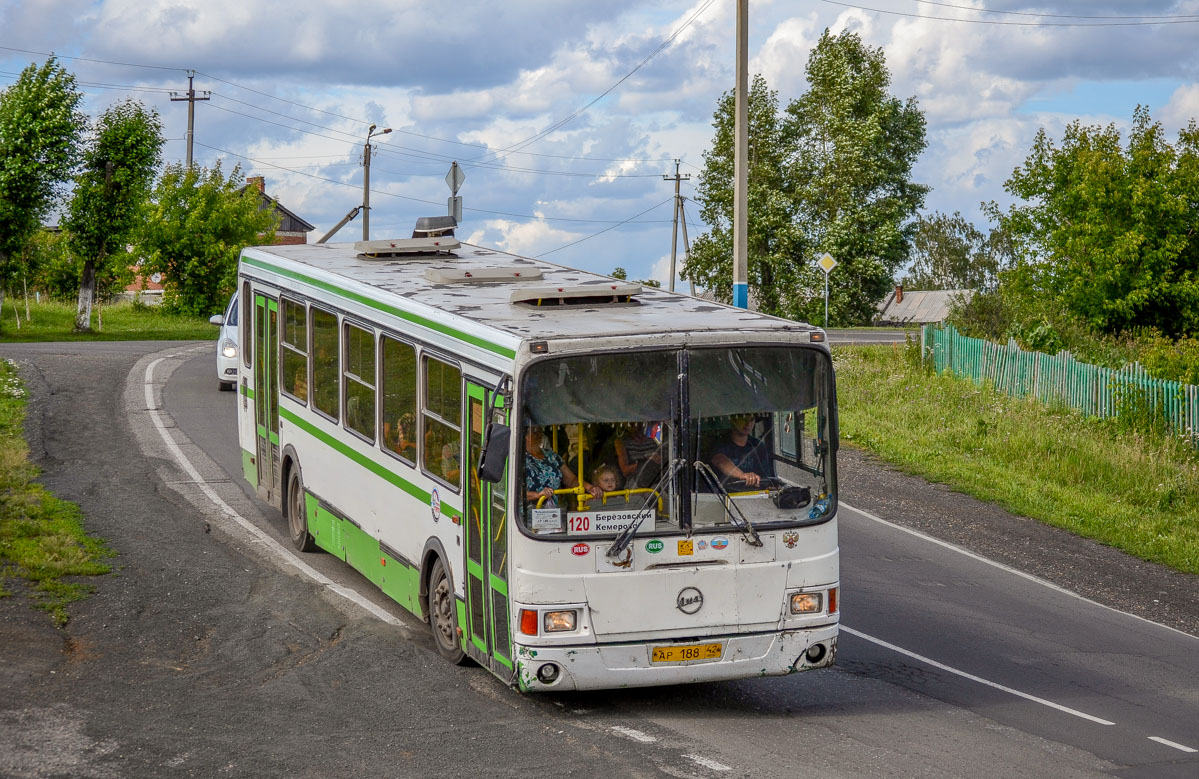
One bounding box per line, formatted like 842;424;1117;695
524;426;602;507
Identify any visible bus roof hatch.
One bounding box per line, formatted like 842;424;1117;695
510;282;642;306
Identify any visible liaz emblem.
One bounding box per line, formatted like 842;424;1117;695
782;531;799;549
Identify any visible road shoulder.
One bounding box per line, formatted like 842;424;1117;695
838;444;1199;638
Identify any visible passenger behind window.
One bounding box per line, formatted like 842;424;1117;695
615;422;663;489
709;413;776;488
524;426;601;508
384;412;417;460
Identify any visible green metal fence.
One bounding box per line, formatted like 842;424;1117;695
922;324;1199;444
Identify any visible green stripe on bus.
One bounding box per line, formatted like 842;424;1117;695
242;255;517;359
242;384;254;399
280;406;461;520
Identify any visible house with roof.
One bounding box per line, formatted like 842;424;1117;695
875;284;973;326
125;176;314;300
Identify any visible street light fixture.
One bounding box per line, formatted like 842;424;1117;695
363;124;392;240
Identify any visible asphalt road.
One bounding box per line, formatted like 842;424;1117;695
2;340;1196;778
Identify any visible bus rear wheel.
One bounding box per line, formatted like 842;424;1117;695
286;465;316;552
429;558;467;665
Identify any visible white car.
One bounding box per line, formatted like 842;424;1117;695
209;292;239;391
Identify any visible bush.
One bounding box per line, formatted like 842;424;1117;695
1139;333;1199;385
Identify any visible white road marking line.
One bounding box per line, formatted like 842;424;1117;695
840;501;1199;642
841;626;1115;725
610;725;657;743
684;754;731;772
1148;736;1197;753
143;357;409;634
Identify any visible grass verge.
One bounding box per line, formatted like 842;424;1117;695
0;298;218;342
0;359;112;625
835;342;1199;575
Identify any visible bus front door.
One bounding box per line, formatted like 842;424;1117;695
463;381;513;680
253;293;281;505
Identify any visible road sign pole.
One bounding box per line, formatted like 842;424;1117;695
817;252;837;329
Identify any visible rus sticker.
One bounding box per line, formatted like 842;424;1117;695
645;539;664;554
571;542;591;556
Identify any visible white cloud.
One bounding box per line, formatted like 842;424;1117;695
1162;83;1199;132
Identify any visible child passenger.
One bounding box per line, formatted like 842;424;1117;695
592;464;621;494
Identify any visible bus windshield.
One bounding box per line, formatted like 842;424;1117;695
518;346;836;540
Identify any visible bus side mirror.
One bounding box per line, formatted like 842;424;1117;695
478;423;511;484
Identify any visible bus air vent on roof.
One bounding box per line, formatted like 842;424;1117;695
510;282;642;306
354;236;460;258
424;266;544;284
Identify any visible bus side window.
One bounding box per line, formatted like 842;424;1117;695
281;297;308;403
310;306;339;422
380;336;417;463
343;322;376;441
422;355;462;490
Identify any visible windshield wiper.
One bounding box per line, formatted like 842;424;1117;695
606;458;684;558
693;461;763;547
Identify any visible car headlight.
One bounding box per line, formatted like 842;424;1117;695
543;610;577;633
221;339;238;359
789;591;823;615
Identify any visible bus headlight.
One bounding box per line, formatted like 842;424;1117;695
789;592;823;615
543;610;577;633
221;339;238;359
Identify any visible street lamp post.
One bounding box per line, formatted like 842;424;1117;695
362;124;392;240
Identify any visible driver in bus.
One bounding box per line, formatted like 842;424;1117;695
524;426;602;507
710;413;775;488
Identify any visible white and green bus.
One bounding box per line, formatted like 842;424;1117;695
236;218;839;691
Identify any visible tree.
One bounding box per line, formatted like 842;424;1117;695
0;58;85;313
988;106;1199;337
684;74;806;316
784;30;928;325
903;211;1008;291
685;31;927;325
141;163;278;316
63;99;164;331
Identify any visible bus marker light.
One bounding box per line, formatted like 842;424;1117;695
790;592;823;615
520;609;539;636
544;610;577;633
828;587;838;614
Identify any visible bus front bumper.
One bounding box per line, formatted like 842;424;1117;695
514;624;838;692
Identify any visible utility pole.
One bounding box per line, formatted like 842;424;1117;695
362;124;392;240
663;159;690;292
169;71;210;168
732;0;749;309
678;197;695;296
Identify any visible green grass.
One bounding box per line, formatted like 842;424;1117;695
0;298;218;342
835;343;1199;575
0;359;112;625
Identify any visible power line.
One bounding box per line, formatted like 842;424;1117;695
0;45;185;71
1;45;684;166
820;0;1199;26
472;0;719;164
911;1;1199;20
535;198;675;257
193;142;675;225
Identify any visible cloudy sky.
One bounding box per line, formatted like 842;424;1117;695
3;0;1198;287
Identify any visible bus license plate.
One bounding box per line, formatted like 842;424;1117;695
650;642;722;664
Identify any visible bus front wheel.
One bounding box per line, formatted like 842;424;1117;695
429;558;467;665
286;465;316;553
